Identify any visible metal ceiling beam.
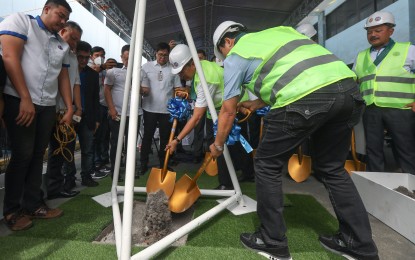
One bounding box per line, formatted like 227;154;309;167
213;4;292;14
86;0;154;60
282;0;324;26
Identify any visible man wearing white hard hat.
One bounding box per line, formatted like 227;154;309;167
354;11;415;175
166;44;254;189
209;21;378;259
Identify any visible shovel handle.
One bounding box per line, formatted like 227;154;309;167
297;145;303;165
162;118;178;178
187;155;213;192
237;107;252;123
175;90;189;99
350;129;360;169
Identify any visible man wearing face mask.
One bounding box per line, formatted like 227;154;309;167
139;42;183;174
354;11;415;175
0;0;73;231
88;46;114;176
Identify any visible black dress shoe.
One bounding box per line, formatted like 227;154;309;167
215;184;233;190
47;190;80;200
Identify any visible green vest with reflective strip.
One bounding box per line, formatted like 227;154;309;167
193;60;224;118
228;26;356;108
355;42;415;109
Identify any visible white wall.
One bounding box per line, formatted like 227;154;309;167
0;0;129;62
325;0;410;65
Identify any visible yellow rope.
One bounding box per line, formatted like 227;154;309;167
53;112;76;162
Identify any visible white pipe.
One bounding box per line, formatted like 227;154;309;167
111;0;141;258
131;194;240;259
116;186;236;197
120;0;147;258
173;0;243;198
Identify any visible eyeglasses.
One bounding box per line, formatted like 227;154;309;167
77;55;90;60
158;71;163;81
157;53;169;58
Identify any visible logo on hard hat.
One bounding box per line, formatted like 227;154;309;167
375;16;381;21
368;18;373;23
173;62;179;68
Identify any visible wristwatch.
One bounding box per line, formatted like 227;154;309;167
213;143;224;152
174;137;181;144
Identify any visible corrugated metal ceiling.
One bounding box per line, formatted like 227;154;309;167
111;0;322;57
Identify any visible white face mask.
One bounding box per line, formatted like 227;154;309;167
94;56;104;66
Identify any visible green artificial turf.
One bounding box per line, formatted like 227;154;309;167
0;171;343;259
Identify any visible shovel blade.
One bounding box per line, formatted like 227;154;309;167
288;154;312;182
204;152;218;176
146;167;176;198
344;160;356;175
344;160;366;174
168;175;201;213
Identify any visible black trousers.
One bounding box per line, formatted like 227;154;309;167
363;105;415;174
108;115;141;174
45;119;76;196
3;95;56;215
140;110;171;166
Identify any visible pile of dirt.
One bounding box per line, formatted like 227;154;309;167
394;186;415;199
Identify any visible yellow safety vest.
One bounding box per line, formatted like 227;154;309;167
355;42;415;108
228;26;356;108
193;60;224;118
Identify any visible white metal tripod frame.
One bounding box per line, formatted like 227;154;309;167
110;0;256;259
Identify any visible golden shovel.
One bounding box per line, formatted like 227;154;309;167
146;118;177;198
344;129;366;174
288;145;312;182
204;152;217;176
169;155;213;213
146;90;189;197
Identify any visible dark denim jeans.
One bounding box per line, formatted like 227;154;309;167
3;95;56;215
45;121;76;195
255;78;378;256
76;120;95;179
363;105;415;175
94;104;110;165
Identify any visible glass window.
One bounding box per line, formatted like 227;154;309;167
326;0;397;39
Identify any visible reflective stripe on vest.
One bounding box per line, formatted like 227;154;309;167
228;26;356;108
355;42;415;109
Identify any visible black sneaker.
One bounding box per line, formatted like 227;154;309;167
319;233;379;260
81;177;99;187
240;232;292;260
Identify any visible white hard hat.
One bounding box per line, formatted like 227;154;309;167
169;44;192;74
296;23;317;38
213;21;245;61
365;11;395;29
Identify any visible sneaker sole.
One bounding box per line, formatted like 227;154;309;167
92;174;109;180
319;241;356;260
240;240;292;260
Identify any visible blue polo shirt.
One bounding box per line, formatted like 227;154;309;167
0;13;70;106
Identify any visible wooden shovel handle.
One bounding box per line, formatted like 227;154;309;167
175;90;189;99
187;155;213;192
237;107;252;123
350;129;360;169
162;118;178;178
297;145;303;165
